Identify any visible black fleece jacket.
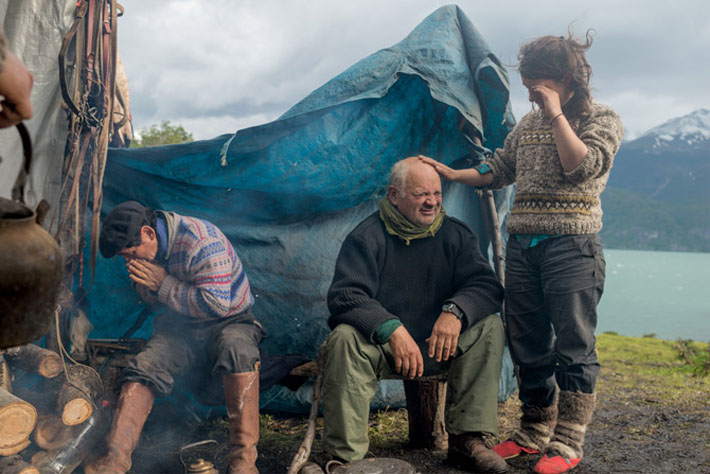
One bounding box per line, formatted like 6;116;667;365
327;212;503;344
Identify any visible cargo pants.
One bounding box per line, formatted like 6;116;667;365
122;310;263;399
321;314;504;462
505;234;605;408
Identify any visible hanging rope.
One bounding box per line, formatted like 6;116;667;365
54;0;123;299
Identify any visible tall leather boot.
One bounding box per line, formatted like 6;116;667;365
83;382;155;474
223;371;260;474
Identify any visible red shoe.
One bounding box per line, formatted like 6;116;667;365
533;454;581;473
492;440;540;460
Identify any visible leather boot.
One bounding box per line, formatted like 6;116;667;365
448;433;509;473
223;371;260;474
83;382;155;474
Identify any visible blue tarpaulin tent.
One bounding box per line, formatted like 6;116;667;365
86;4;517;412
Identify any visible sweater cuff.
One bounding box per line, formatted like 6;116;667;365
157;274;179;303
374;319;403;344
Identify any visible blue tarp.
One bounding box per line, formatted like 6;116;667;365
86;5;517;413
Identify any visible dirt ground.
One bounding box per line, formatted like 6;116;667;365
121;335;710;474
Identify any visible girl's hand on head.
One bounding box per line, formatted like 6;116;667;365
531;85;562;119
417;155;458;181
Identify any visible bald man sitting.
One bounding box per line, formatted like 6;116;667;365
321;157;508;473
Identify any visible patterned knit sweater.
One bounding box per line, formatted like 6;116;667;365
487;103;623;235
327;213;503;344
156;211;254;319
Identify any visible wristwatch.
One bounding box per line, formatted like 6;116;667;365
442;302;464;320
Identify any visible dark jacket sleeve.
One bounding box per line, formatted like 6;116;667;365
446;223;504;329
327;231;397;343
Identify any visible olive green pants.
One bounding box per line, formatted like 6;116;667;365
321;314;504;461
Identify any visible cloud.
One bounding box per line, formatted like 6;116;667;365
117;0;710;140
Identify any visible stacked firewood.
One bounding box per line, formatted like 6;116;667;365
0;344;103;474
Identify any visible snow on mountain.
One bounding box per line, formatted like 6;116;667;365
627;108;710;152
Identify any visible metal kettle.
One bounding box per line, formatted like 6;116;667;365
0;123;63;349
179;439;220;474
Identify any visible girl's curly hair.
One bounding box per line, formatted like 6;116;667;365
518;29;595;119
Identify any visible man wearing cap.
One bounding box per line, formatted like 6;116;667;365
321;157;508;473
86;202;262;474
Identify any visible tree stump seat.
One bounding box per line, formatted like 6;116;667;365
289;362;449;450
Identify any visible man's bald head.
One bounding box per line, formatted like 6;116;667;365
387;157;442;227
388;157;440;191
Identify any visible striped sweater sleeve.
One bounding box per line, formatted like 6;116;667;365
157;235;252;319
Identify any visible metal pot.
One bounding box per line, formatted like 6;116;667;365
0;123;63;349
179;439;220;474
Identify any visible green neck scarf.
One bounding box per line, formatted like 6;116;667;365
378;197;445;246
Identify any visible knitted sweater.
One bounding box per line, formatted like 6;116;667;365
156;212;254;319
327;213;503;344
487;103;623;235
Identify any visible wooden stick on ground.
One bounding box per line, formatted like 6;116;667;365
0;387;37;451
287;343;326;474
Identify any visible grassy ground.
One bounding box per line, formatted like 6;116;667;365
127;333;710;473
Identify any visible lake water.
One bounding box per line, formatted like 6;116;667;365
596;249;710;342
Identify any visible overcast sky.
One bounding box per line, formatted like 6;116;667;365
116;0;709;141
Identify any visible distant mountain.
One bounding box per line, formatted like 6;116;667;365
600;109;710;252
623;108;710;154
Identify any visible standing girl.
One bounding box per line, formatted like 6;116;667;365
420;31;623;474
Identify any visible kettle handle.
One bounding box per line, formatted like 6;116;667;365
179;439;218;472
11;122;33;205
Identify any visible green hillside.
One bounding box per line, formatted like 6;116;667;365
600;186;710;252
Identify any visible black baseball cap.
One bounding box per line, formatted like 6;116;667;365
99;201;152;258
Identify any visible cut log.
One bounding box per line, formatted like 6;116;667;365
0;438;31;456
55;365;102;426
0;387;37;449
4;344;63;378
30;450;54;469
33;414;80;451
403;379;448;451
0;455;39;473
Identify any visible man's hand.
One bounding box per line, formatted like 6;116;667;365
426;312;462;362
0;49;34;128
388;325;424;379
126;259;167;292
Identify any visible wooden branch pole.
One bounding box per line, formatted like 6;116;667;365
33;414;80;451
0;387;37;451
478;189;505;286
55;365;102;426
0;455;39;474
287;344;325;474
4;344;63;379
